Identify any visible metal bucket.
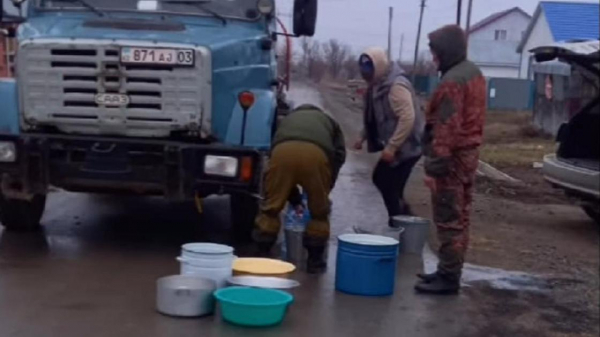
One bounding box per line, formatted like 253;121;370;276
392;216;430;255
282;228;329;271
284;228;307;271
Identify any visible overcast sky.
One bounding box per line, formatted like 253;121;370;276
2;0;589;61
277;0;588;61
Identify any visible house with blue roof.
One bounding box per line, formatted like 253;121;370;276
517;1;600;79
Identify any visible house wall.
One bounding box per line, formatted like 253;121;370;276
480;65;520;79
469;11;530;79
470;13;531;42
519;12;555;79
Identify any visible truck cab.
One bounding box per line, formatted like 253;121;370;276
0;0;317;239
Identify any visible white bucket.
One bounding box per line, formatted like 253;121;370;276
178;243;236;288
181;243;234;260
179;259;234;289
176;256;236;269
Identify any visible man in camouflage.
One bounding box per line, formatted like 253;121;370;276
253;104;346;274
415;25;487;294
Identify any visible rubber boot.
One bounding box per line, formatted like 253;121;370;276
304;235;327;274
416;271;439;283
306;245;327;274
414;273;460;295
250;230;277;258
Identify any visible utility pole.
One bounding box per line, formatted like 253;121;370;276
388;7;393;61
466;0;474;35
412;0;426;82
399;33;404;63
457;0;462;25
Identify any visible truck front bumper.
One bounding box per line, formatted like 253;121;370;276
0;133;265;201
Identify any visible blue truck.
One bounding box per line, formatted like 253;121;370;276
0;0;317;239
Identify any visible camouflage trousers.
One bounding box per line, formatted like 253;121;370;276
254;141;332;245
432;148;480;280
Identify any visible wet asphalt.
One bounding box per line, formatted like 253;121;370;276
0;150;474;337
0;85;473;337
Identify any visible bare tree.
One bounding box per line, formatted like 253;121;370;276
298;38;353;82
413;51;437;75
399;51;437;76
343;54;360;80
299;38;327;82
322;39;350;79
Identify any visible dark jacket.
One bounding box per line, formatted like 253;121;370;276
364;63;424;164
424;25;487;178
273;104;346;185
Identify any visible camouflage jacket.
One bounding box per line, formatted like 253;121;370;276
423;60;487;178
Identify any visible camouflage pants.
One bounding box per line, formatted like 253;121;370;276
433;148;480;280
254;141;332;245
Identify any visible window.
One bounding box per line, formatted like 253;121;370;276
494;30;507;41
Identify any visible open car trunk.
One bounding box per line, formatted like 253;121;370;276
556;96;599;170
533;41;600;170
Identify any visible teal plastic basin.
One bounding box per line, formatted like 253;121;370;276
214;287;294;327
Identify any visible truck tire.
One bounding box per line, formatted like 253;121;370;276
582;205;600;225
0;194;47;232
230;193;259;244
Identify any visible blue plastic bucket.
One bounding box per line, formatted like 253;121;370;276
335;234;399;296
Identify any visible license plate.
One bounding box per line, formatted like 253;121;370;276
95;93;130;107
120;47;195;66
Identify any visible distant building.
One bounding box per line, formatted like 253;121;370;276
517;1;600;79
467;7;531;78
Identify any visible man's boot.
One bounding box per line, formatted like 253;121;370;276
304;236;327;274
414;273;460;295
250;230;277;258
306;245;327;274
416;271;439;283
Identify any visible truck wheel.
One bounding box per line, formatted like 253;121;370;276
230;193;259;244
0;194;47;232
582;205;600;225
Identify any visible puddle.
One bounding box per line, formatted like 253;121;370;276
422;245;549;292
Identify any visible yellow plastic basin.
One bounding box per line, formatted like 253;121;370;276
233;258;296;277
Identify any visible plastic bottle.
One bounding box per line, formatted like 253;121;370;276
281;192;310;260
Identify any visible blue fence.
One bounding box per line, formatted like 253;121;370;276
487;78;535;111
411;75;534;111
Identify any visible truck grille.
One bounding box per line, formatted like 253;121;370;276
18;41;212;138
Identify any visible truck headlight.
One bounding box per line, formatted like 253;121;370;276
204;155;238;177
0;142;16;162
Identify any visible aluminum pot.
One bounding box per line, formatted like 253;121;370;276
227;276;301;290
156;275;217;317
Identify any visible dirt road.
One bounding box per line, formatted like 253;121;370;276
319;81;600;337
